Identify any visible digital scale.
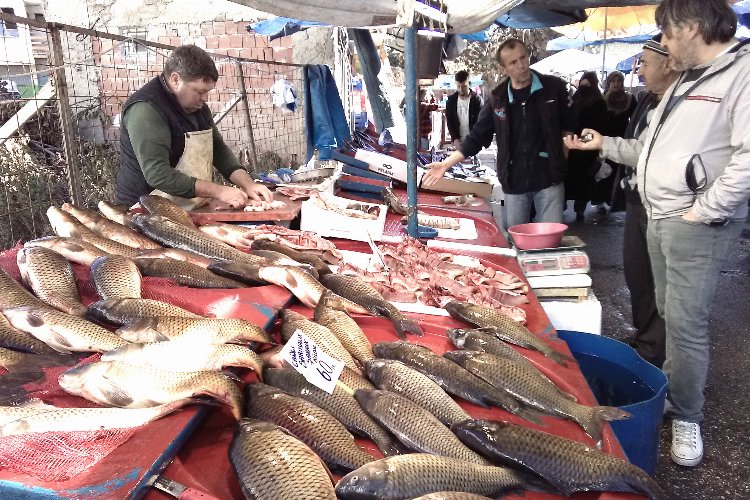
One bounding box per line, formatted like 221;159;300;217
516;249;591;277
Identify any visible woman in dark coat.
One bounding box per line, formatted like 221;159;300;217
565;71;609;221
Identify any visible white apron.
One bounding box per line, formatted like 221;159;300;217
150;128;213;211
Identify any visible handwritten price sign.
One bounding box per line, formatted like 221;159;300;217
280;329;345;394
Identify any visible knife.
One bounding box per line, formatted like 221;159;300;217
152;476;220;500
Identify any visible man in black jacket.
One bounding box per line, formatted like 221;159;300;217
423;38;575;228
445;70;482;147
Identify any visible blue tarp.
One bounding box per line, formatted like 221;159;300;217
547;33;654;51
248;16;324;40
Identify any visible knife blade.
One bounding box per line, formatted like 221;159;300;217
152;476;220;500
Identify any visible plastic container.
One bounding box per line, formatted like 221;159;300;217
507;222;568;250
558;330;668;474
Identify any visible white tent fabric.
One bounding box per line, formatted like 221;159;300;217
531;49;616;76
229;0;524;34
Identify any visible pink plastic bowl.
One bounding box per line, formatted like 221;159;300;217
507;222;568;250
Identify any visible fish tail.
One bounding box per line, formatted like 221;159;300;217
546;348;577;366
625;469;668;500
512;406;546;426
579;406;632;445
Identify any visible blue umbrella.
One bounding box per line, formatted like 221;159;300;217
617;53;641;74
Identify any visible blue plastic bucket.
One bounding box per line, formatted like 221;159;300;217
558;330;668;474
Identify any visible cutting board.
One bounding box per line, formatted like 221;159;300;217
188;194;302;224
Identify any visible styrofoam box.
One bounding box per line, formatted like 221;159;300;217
354;149;425;184
300;194;388;242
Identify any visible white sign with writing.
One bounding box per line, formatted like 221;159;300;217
280;329;345;394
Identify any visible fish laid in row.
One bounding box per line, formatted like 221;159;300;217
47;206;140;258
116;316;273;345
86;298;200;326
16;247;85;316
314;292;374;367
24;236;108;266
91;255;143;300
62;203;161;249
133;257;244;289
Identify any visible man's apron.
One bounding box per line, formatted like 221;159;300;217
150;129;213;211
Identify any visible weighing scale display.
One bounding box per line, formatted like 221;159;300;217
518;250;590;276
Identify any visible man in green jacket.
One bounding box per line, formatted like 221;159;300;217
116;44;272;209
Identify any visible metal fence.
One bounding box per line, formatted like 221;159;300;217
0;13;309;250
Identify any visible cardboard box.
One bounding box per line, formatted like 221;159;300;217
422;176;494;198
300;194;387;242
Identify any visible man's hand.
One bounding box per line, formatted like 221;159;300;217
214;184;249;208
421;161;450;187
563;129;604;151
681;210;701;223
243;182;273;203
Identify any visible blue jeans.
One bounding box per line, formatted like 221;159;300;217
305;65;351;162
647;217;743;422
503;183;565;229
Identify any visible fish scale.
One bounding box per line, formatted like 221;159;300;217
133;257;244;289
3;306;128;353
0;313;58;354
139;195;196;227
24;236;108;266
263;368;399;456
58;360;243;419
62;203;161;249
0;268;48;311
452;419;665;500
115;316;272;344
16;247;85;316
245;384;375;473
365;359;470;427
229;419;336;500
91;255;143;300
411;493;491;500
314;294;374;367
98;200;128;225
47;206;140;258
335;454;528;500
86;298;200;326
281;312;361;375
354;389;487;465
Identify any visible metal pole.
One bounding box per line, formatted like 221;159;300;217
404;26;418;238
49;26;83;206
601;8;609;77
236;61;259;173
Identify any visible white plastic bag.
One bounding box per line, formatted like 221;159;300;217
595;159;612;182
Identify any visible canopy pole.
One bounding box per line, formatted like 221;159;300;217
601;7;609;77
405;26;419;237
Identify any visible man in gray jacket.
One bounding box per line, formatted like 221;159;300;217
640;0;749;467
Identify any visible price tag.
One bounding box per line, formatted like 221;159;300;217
280;329;345;394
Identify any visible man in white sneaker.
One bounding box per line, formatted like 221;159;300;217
643;0;750;466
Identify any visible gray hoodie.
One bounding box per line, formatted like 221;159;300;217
636;39;750;223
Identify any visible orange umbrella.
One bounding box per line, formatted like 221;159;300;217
552;6;657;42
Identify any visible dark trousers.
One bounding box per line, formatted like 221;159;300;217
623;192;666;367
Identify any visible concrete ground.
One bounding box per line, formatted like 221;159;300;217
561;205;750;500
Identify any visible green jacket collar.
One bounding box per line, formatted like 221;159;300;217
507;72;543;103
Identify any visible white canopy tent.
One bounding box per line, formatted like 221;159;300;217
531;48;617;76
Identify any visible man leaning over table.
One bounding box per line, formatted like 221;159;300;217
422;38;575;229
116;44;272;210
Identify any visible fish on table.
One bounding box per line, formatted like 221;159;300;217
445;301;575;366
24;236;108;266
452;419;665;500
411;493;491;500
135;247;217;269
444;350;630;445
321;273;423;339
0;268;49;311
58;360;243;419
139;194;196;228
245;383;375;474
133;257;245;289
16;247;85;316
263;367;400;456
47;206;140;258
90;254;143;300
86;298;201;326
62;202;162;249
229;418;336;500
115;316;273;345
314;291;374;368
98;200;129;225
250;238;332;276
335;454;529;500
354;389;487;465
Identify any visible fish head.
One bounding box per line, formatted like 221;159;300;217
236;417;279;436
442;349;474;367
58;361;133;406
363;359;393;383
335;460;389;500
258;345;288;369
444;300;474;321
352;388;382;410
281;309;308;323
447;328;470;348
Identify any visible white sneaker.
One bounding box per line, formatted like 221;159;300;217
671;420;703;466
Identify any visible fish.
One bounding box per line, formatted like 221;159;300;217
314;292;374;367
245;383;376;473
444;301;575;366
250;238;333;276
0;347;75;374
372;341;529;419
411;494;491;500
321;274;423;339
0;399;194;437
443;351;630;444
251;249;319;278
452;419;666;500
86;298;201;326
198;222;256;249
133;257;245;289
280;310;362;374
365;359;470;427
139;194;196;227
59;360;243;419
263;367;400;456
101;341;263;376
46;206;140;258
61;202;161;249
339;365;376;393
115;316;273;345
24;236;108;266
0;313;60;354
0;400;58;427
127;214;268;267
229;418;336;500
206;260;268;286
16;247;85;316
380;187;408;215
3;306;128;353
335;454;528;500
448;328;529;365
354;389;486;464
0;267;49;310
136;248;217;269
90;255;143;300
262;267;369;314
98;200;129;225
